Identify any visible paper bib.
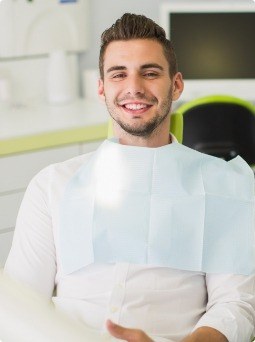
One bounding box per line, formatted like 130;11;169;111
59;139;255;275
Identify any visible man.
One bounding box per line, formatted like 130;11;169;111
4;13;255;342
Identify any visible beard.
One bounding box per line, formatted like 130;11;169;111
105;88;173;138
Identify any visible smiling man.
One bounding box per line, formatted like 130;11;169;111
98;20;183;149
99;38;182;146
4;13;255;342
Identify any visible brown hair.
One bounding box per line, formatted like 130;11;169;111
99;13;178;79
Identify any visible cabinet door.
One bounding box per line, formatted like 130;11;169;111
0;230;14;267
0;192;24;231
79;140;103;154
0;145;79;193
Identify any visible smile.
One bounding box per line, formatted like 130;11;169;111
124;103;149;110
120;102;153;115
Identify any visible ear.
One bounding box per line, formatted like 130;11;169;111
172;72;184;101
98;79;105;102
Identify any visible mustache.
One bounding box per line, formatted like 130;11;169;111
116;93;158;105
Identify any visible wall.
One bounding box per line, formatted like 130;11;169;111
0;0;253;103
81;0;252;70
80;0;160;70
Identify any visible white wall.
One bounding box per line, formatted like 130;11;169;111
0;0;253;102
80;0;253;70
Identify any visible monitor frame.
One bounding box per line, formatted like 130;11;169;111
159;2;255;101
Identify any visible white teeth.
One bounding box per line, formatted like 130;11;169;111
124;103;147;110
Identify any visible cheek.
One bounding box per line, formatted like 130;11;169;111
105;86;124;102
151;79;171;94
104;90;116;102
152;85;172;102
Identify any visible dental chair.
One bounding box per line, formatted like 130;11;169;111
173;95;255;169
0;271;100;341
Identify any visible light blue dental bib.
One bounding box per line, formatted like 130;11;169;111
60;139;255;275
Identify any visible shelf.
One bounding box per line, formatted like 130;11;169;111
0;98;109;156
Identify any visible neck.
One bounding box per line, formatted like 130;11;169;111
113;120;171;148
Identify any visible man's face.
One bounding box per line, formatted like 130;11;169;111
99;39;180;137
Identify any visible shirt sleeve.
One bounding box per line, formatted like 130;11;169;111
192;272;255;341
4;166;56;299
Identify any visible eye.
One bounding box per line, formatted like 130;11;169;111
143;71;159;79
111;73;127;80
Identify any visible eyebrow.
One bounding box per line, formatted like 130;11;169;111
106;66;126;74
140;63;164;71
106;63;164;74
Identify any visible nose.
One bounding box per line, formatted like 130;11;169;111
125;73;145;97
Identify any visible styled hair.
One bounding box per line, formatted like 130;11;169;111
99;13;178;79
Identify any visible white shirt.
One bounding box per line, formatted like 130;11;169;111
4;147;255;342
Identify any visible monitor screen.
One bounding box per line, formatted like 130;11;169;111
170;12;255;80
159;3;255;101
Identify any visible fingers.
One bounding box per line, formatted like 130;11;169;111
106;319;134;340
106;319;153;341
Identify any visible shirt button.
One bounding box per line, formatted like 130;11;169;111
110;306;119;313
118;282;124;289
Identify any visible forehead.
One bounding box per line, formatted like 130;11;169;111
103;39;168;70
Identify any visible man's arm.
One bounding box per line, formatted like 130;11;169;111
4;166;56;298
107;321;227;342
182;326;227;341
191;273;255;342
107;272;255;342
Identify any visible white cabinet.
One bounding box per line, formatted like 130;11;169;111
0;0;89;58
0;141;103;267
0;144;80;193
0;231;14;268
79;140;103;154
0;192;24;231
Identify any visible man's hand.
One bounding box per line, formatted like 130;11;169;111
181;327;228;341
106;319;154;341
